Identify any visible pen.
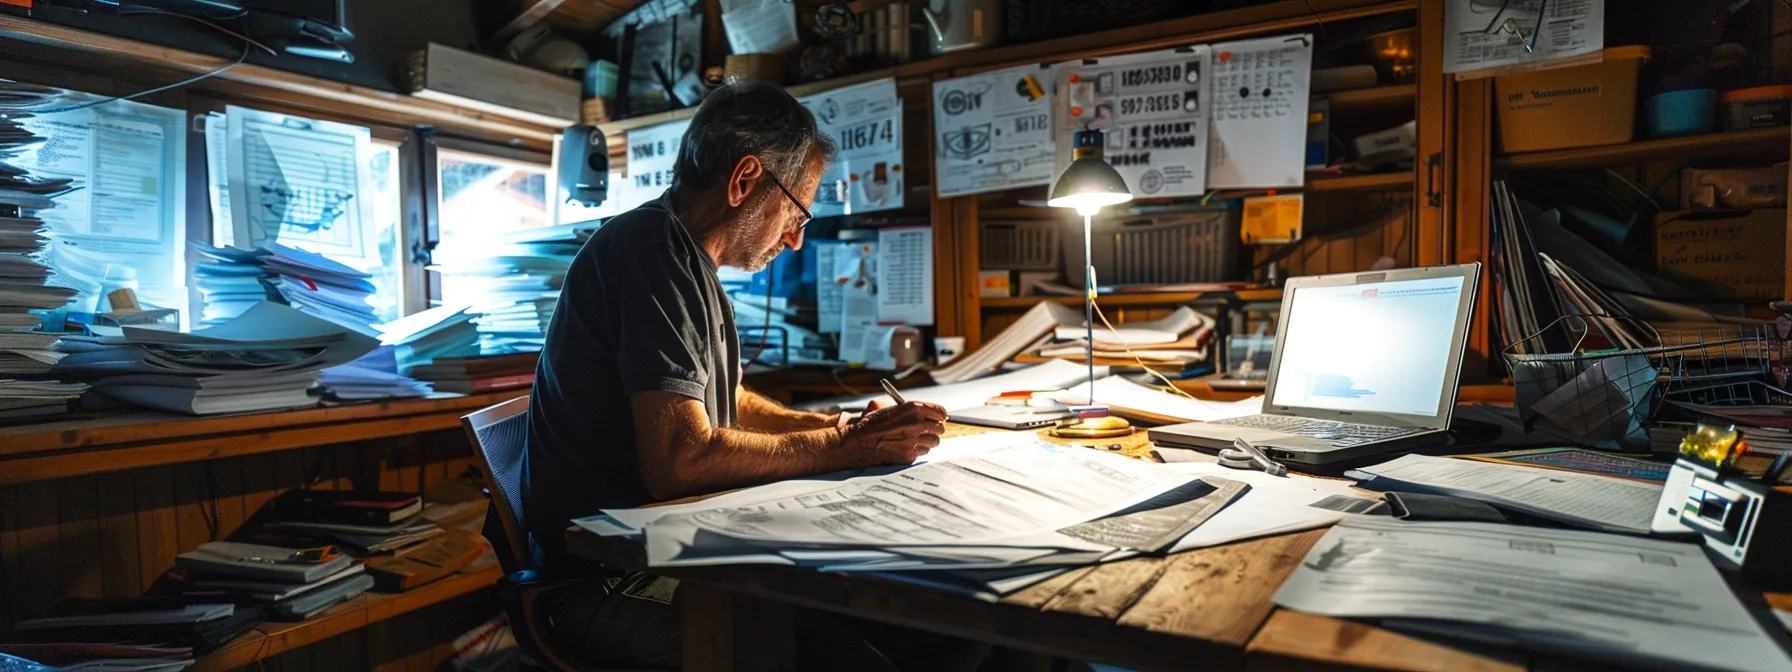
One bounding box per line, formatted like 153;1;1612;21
1232;438;1288;477
880;378;907;405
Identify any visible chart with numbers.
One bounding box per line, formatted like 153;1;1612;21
1207;34;1312;189
874;226;932;326
1051;46;1213;198
797;77;903;217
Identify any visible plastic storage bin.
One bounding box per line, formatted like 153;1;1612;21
1493;46;1651;153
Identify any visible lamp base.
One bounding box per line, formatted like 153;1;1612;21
1051;415;1134;439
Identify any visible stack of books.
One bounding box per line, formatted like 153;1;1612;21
55;302;378;415
265;490;446;554
405;351;537;394
429;222;597;354
0;642;196;672
1029;306;1218;372
176;542;373;622
11;598;261;656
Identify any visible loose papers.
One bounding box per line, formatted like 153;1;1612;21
1207;35;1313;189
1443;0;1604;78
874;226;932;325
1275;518;1792;672
225;106;378;268
933;65;1056;197
1054;47;1213;198
1056;376;1262;424
641;441;1198;569
798;78;903;217
1348;454;1661;535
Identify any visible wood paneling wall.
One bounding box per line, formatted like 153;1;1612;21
1256;194;1416;279
0;430;488;670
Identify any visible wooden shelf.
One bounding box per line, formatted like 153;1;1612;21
982;288;1283;309
0;15;560;148
0;391;526;485
1497;127;1792;170
1325;84;1417;110
1306;171;1415;192
190;565;503;672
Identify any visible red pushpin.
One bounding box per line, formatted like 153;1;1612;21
1219;51;1232;62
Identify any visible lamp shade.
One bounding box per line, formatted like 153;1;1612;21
1048;130;1133;215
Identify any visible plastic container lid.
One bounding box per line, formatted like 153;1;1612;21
1721;85;1792;103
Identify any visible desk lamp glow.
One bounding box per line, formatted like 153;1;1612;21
1048;129;1134;439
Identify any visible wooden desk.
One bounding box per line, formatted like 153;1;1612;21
563;424;1532;672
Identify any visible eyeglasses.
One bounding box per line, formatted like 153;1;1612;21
764;171;813;232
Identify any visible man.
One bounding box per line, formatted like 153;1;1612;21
524;83;968;668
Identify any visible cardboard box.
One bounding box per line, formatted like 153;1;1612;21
1682;167;1788;210
1654;209;1788;300
979;270;1013;297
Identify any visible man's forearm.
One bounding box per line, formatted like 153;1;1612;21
737;386;837;432
636;392;857;500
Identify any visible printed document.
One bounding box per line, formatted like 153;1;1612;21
1055;376;1262;423
226;106;376;266
1207;34;1313;189
643;442;1197;566
1275;518;1792;672
1444;0;1603;78
1349;454;1660;534
1163;461;1366;552
874;226;933;325
933;65;1056;198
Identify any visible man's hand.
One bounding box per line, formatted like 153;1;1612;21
840;401;948;465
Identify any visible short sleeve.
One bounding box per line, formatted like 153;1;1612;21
607;238;714;400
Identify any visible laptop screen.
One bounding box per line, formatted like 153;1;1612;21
1268;275;1467;417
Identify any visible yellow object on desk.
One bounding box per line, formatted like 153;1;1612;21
1679;422;1748;471
1052;414;1133;439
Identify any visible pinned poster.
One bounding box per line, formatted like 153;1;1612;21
874;226;932;325
226;106;378;267
933;65;1056;198
1444;0;1603;78
614;118;692;212
1053;46;1212;198
798;78;903;217
1207;34;1313;190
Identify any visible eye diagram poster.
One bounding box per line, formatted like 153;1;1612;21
798;78;903;217
1207;34;1313;189
932;65;1055;198
1053;46;1212;198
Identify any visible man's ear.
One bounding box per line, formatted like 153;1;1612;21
727;155;764;208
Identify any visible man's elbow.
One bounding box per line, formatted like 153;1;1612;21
638;440;709;501
639;464;693;502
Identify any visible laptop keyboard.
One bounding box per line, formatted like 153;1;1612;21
1211;415;1429;446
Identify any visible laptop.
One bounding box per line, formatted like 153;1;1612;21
1149;263;1481;466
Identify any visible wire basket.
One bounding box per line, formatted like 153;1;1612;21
1502;315;1781;451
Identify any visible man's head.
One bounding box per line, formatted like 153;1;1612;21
671;83;837;271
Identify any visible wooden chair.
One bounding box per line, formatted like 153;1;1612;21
462;396;662;672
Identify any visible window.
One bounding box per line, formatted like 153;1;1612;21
202;106;405;325
431;151;554;309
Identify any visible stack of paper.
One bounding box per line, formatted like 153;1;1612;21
1347;453;1662;535
261;243;380;336
190;243;274;327
317;346;432;400
374;304;481;372
1034;306;1217;369
588;437;1234;578
0;642;196;672
808;359;1103;413
55;302;378;415
10;597;260;656
429;222;598;354
0;112;79;380
1055;376;1263;424
0;379;87;422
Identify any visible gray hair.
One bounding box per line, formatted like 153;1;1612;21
671;83;838;193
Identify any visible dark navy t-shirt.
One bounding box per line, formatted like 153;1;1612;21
522;195;740;571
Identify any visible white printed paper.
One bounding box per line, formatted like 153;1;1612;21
798;78;903;216
720;0;799;55
615;118;691;213
933;65;1055;197
1207;35;1313;189
874;226;932;325
13;98;187;316
1054;47;1212;198
1276;518;1792;672
836;241;882;365
205;113;234;246
1444;0;1604;77
226;106;377;267
814;241;847;334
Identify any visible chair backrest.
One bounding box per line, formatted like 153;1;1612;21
461;395;532;573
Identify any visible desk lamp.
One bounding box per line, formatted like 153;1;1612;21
1048;129;1134;439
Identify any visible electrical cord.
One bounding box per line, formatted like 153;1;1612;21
1091;300;1208;401
34;40;251;114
